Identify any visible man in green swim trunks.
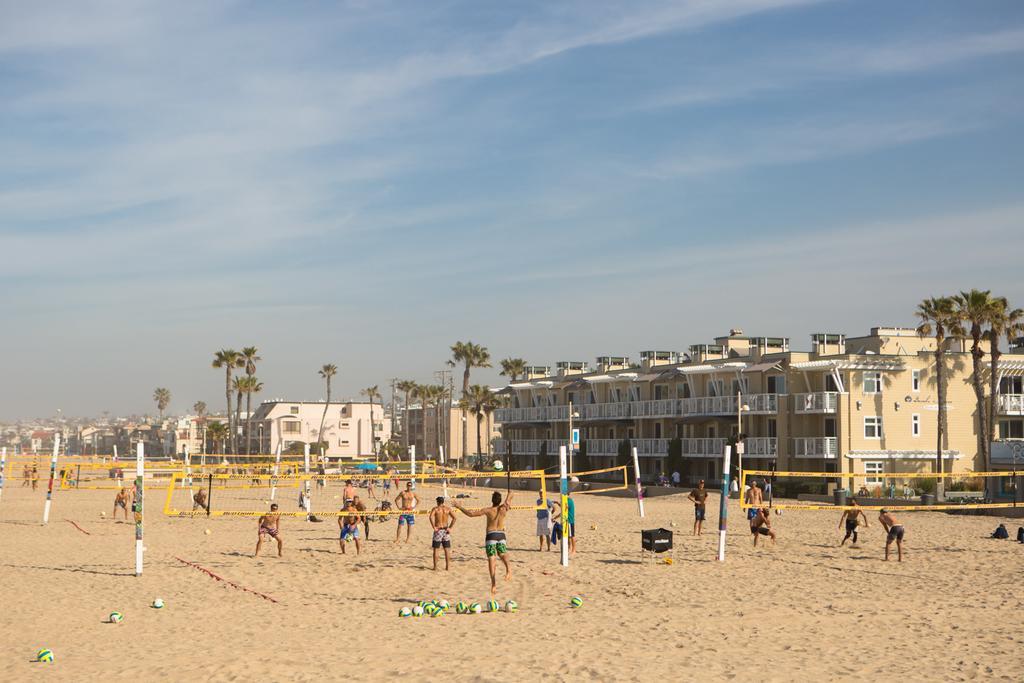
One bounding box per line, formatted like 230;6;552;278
454;491;513;595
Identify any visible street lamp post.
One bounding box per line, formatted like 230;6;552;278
736;392;750;487
567;401;580;473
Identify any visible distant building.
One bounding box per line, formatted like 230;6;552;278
250;401;391;458
405;405;501;464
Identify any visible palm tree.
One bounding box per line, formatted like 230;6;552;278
461;385;491;461
240;347;261;453
499;357;527;384
451;341;491;460
153;387;171;420
362;385;382;457
232;376;246;454
205;421;228;454
236;376;264;454
917;296;956;500
953;289;999;471
483;391;503;459
396;380;418;455
212;350;244;453
987;298;1024;453
192;401;208;454
317;364;338;459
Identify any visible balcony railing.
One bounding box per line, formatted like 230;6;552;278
631;399;683;418
579;402;633;421
680;438;726;458
998;394;1024;415
680;394;778;417
794;392;839;414
494;405;570;423
743;437;777;457
491;439;562;455
792;436;838;458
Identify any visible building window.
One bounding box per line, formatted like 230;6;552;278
865;461;884;486
339;422;350;429
911;369;920;393
654;423;662;438
825;374;840;392
767;375;786;394
999;420;1024;439
627;428;635;439
864;416;883;439
767;418;777;438
654;385;666;400
289;406;299;415
282;421;301;434
1000;376;1024;394
912;414;920;437
339;440;349;446
609;428;615;440
863;372;882;394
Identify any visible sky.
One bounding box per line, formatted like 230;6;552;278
2;0;1023;419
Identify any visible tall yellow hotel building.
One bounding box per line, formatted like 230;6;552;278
494;327;1024;498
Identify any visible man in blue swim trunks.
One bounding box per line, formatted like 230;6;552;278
338;501;362;555
394;481;419;543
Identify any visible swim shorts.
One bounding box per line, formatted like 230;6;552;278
398;513;415;526
695;506;706;521
340;524;359;541
746;508;758;521
432;528;451;549
485;530;507;557
887;525;905;542
752;526;771;536
259;526;278;539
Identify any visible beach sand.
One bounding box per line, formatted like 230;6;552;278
0;481;1021;681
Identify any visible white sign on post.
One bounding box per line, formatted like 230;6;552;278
571;429;580;446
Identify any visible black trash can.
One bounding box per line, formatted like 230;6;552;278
641;528;673;554
833;489;847;507
920;493;935;505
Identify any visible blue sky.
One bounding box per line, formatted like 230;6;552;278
2;0;1023;419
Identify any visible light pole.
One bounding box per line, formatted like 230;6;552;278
567;401;580;473
1011;442;1023;505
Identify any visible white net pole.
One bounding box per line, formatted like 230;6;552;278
632;446;645;518
718;445;732;562
42;434;60;524
135;442;144;576
270;441;282;501
559;445;569;567
302;444;311;514
0;446;6;504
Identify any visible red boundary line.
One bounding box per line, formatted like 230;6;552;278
173;557;280;604
65;519;91;535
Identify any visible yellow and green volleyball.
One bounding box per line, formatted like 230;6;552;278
437;599;451;610
412;605;424;617
417;600;432;609
455;601;468;614
505;600;518;613
109;612;124;623
37;649;54;663
431;606;446;618
469;602;482;614
487;600;500;612
399;607;412;618
424;603;438;616
570;595;584;608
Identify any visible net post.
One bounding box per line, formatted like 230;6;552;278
270;442;282;501
410;445;417;490
0;446;7;504
206;473;213;517
184;443;193;496
76;463;81;489
631;446;645;518
134;442;144;576
302;444;311;515
438;446;447;499
559;445;569;567
43;434;60;524
113;444;118;462
718;444;732;562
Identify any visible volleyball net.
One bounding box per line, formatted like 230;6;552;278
162;469;550;518
540;465;630;495
740;469;1022;511
57;462;303;490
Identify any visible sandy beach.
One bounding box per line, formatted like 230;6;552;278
1;481;1021;682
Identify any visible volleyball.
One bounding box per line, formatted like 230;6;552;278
412;605;424;617
437;599;451;610
570;596;584;608
492;460;504;471
109;612;124;623
505;600;518;613
204;529;211;535
399;607;412;618
36;649;54;663
469;602;482;614
418;600;432;609
424;603;438;616
456;601;468;614
100;511;106;518
431;606;446;618
151;599;164;609
487;600;500;612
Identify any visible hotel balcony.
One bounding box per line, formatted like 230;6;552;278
680;393;778;417
681;438;727;458
579;402;634;421
792;436;838;458
998;394;1024;415
793;392;839;414
492;439;562;455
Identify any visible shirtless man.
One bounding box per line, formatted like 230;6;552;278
744;480;764;521
688;479;709;536
338;501;361;555
353;494;369;539
429;496;456;571
31;465;39;491
750;507;775;546
343;480;357;504
878;509;905;562
838;498;868;546
394;481;419;543
192;487;209;514
113;486;134;521
255;503;283;557
454;491;513;595
22;464;31;487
